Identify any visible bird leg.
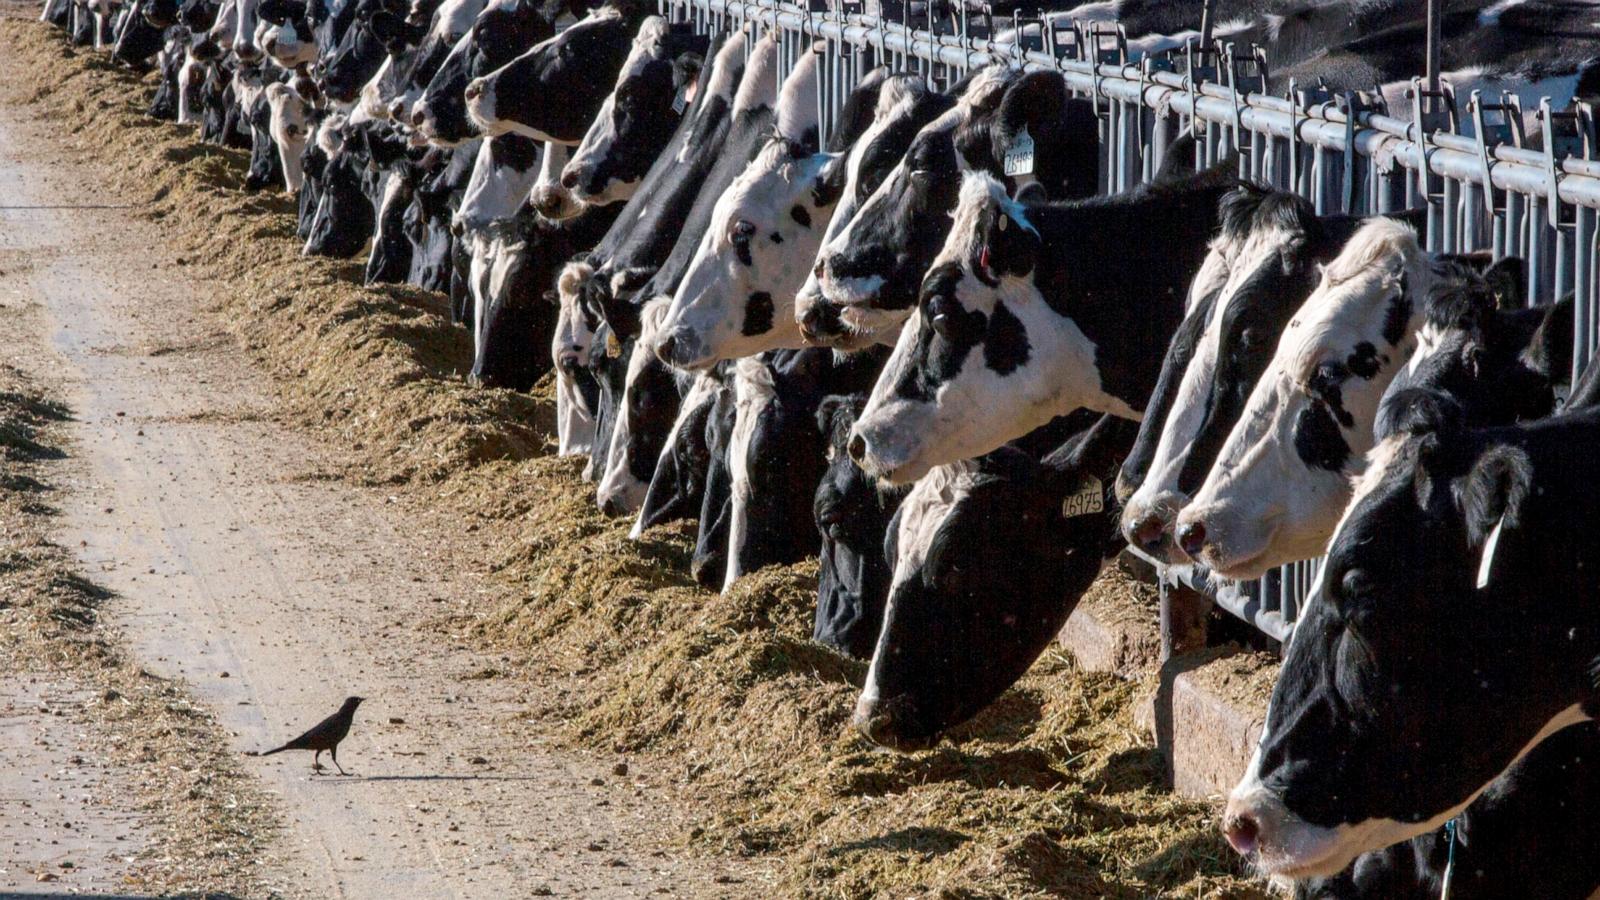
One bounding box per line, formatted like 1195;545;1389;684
311;749;325;774
331;746;348;776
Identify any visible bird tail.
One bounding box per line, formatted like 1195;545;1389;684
258;744;290;756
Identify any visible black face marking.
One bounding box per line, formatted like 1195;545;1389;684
1383;277;1412;346
733;240;752;267
789;204;811;228
983;300;1030;374
742;291;774;336
769;232;783;244
1293;402;1351;471
1346;341;1381;379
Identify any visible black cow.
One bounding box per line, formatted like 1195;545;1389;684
317;0;411;106
407;142;476;295
721;346;886;592
303;128;377;257
1222;402;1600;880
469;200;623;389
812;391;907;659
1377;263;1572;440
852;410;1134;749
632;368;724;536
1295;723;1600;899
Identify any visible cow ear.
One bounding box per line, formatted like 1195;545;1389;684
367;10;403;41
1481;257;1526;310
1012;181;1047;205
1463;443;1532;552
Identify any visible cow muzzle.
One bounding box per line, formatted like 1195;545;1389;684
1222;785;1350;878
850;692;937;752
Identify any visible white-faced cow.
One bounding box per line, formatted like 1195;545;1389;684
652;54;893;369
555;16;708;211
1173;220;1522;579
848;164;1236;485
1221;400;1600;880
1117;187;1413;567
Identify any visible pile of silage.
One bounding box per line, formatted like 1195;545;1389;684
0;23;1271;897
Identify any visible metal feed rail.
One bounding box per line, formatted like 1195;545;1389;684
660;0;1600;646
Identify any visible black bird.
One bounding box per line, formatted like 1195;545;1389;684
256;696;365;775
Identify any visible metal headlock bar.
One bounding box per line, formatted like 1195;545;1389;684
660;0;1600;644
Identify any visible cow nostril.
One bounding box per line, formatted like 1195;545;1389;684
800;304;822;330
411;106;427;127
1177;521;1207;558
847;433;866;464
1223;812;1260;856
655;333;677;363
813;258;826;280
464;80;483;101
560;169;579;190
1132;515;1167;553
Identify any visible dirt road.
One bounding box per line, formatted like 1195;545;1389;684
0;78;755;899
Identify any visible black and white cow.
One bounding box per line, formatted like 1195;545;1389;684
848;163;1236;485
555;16;707;210
303;120;378;256
585;33;784;512
256;0;319;69
453;132;541;231
852;410;1133;749
594;298;684;513
792;73;952;348
265;80;315;192
366;158;417;283
807;66;1099;348
552;262;603;457
242;69;288;192
1294;723;1600;899
148;27;188;120
410;0;557;146
409;141;476;295
370;0;488;128
1117;187;1418;566
464;0;651;144
1221;402;1600;879
651;54;888;368
1377;263;1571;441
317;0;410;106
1173;221;1523;580
630;368;724;537
688;378;736;589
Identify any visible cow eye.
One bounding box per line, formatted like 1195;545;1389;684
730;219;756;244
927;295;960;339
1338;567;1372;602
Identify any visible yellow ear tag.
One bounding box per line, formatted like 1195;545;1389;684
1061;475;1105;519
605;332;622;359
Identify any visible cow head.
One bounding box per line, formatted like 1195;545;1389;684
793;73;947;347
652;138;835;369
1174;222;1516;579
242;78;285;192
318;0;413;105
1378;258;1564;440
1120;187;1358;566
846;174;1058;484
1222;417;1600;879
558;17;706;208
852;412;1132;749
631;371;722;538
808;66;1012;347
257;0;318;68
464;0;647;142
812;392;902;659
265;81;313;191
596;299;682;516
412;0;553;145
